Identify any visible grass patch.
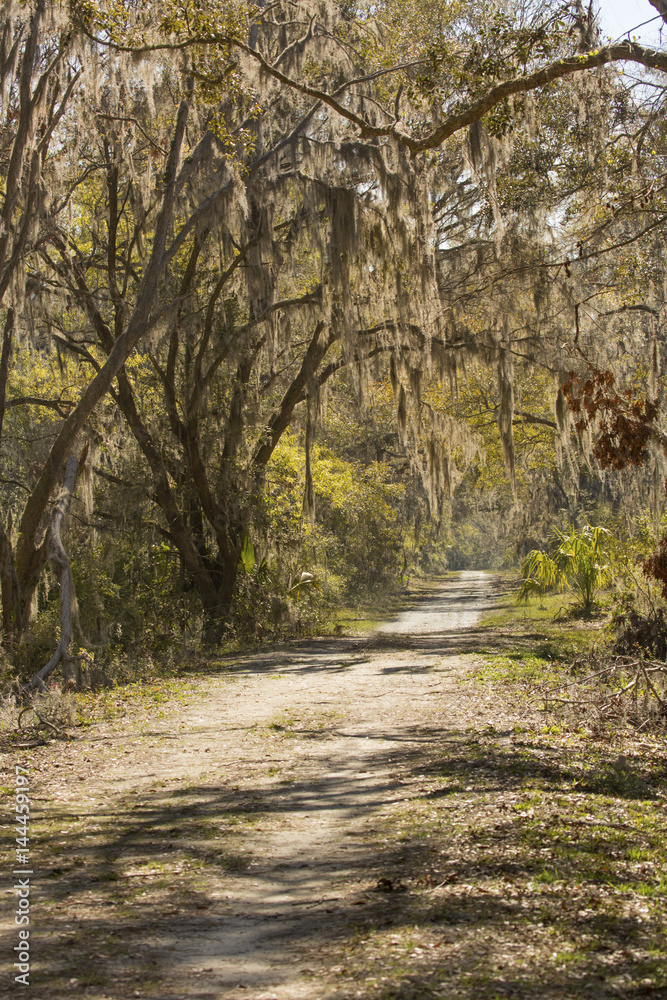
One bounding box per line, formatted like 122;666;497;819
478;583;608;660
264;706;345;738
331;724;667;1000
469;654;567;687
75;676;200;725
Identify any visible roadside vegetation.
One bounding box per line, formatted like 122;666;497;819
318;579;667;1000
327;722;667;1000
5;0;667;698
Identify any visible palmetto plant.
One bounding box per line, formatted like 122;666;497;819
519;525;612;614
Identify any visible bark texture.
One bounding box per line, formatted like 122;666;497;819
24;455;79;691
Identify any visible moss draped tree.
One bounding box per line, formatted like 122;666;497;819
5;0;667;667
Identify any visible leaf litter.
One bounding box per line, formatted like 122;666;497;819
0;572;665;999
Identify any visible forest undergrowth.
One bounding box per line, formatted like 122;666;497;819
327;725;667;999
325;587;667;1000
0;575;665;999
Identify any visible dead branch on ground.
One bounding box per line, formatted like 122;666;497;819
540;654;667;731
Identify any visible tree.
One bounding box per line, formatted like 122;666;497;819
7;0;667;670
0;0;246;667
0;0;83;639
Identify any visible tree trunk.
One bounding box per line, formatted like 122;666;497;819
199;537;243;645
650;1;667;27
24;455;79;691
0;517;21;642
0;307;14;448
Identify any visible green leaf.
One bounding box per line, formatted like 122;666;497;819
240;533;256;575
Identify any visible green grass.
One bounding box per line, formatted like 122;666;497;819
469;578;667;742
469;654;567;685
332;724;667;1000
75;675;200;724
478;584;608;659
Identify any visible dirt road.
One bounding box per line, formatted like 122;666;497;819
378;570;494;635
163;571;497;997
4;571;666;1000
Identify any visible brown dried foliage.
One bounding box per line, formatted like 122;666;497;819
562;364;667;595
561;366;658;471
643;533;667;600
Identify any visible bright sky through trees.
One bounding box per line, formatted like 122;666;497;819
598;0;664;44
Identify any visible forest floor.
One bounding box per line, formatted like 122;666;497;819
2;571;667;999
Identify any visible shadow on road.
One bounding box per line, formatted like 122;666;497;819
33;721;665;999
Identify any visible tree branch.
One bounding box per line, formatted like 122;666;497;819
16;79;194;598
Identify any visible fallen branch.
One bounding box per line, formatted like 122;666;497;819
32;708;66;735
538;653;667;731
641;665;666;711
17;706;33;728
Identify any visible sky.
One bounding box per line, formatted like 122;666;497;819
597;0;665;45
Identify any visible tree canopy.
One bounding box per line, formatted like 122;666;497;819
2;0;667;681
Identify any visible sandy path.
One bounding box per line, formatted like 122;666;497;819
8;571;499;999
8;570;665;1000
378;570;494;635
161;572;496;998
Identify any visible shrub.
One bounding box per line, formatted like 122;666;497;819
613;605;667;659
519;524;612;614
